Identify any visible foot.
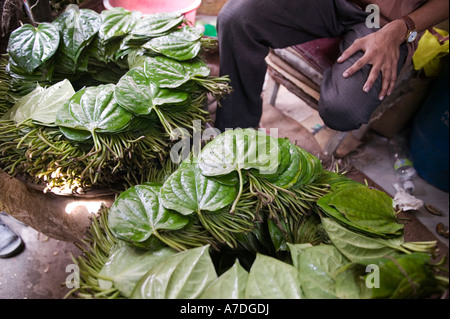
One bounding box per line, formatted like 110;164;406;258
0;216;24;258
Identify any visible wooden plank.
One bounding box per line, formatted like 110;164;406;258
273;48;324;86
267;67;320;108
266;54;321;103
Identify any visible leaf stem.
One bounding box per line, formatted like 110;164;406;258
230;169;244;214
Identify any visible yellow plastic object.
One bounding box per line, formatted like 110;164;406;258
413;28;449;77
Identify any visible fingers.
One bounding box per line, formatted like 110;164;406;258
379;68;397;101
338;40;364;78
342;57;367;79
363;66;380;95
338;40;400;101
372;57;399;100
337;40;361;64
362;66;397;101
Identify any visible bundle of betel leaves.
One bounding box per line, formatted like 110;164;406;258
68;128;448;299
0;5;231;194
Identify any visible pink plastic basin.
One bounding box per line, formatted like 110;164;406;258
103;0;202;25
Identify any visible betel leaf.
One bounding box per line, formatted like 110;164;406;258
321;217;402;262
53;7;101;64
143;25;203;61
318;184;404;238
361;253;441;299
8;79;75;125
114;65;189;137
98;244;177;298
53;45;90;74
131;245;217;299
7;23;60;73
198;128;279;212
245;254;302;299
270;139;303;188
88;34;120;63
55;84;133;137
335;253;442;299
160;162;238;216
114;66;189;115
126;49;149;69
108;183;190;248
334;263;372;299
268;218;288;252
288;243;349;299
198;128;279;177
58;126;93;142
198;259;249;299
314;170;361;191
6;54;54;84
142;56;210;89
98;7;142;43
250;137;289;182
293;146;323;188
128;12;184;42
329;185;403;234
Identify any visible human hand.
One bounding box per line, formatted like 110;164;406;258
337;20;407;101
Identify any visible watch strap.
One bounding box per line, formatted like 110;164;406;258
401;16;416;31
401;16;417;33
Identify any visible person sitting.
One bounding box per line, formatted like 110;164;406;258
213;0;449;132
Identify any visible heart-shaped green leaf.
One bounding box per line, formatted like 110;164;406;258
143;26;203;61
53;7;101;63
9;79;75;125
198;128;280;177
99;7;141;43
142;56;210;89
114;66;189;116
7;23;60;73
98;244;177;298
198;128;279;213
108;183;190;248
55;84;133;137
131;245;217;299
128;12;184;42
160;162;238;216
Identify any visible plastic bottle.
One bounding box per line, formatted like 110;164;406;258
389;136;417;193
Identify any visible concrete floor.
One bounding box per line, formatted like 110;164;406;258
350;135;449;248
0;213;81;299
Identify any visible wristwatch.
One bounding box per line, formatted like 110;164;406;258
400;15;418;43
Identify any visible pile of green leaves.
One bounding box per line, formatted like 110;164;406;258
105;128;329;250
0;5;231;193
69;204;447;300
2;6;228;102
69;128;446;299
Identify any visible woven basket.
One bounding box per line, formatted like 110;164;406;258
197;0;229;15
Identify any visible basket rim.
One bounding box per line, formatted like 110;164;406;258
103;0;202;13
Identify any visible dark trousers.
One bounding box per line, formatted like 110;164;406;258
214;0;408;132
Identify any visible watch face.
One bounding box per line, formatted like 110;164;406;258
408;31;418;42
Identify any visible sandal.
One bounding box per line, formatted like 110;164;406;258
0;217;24;258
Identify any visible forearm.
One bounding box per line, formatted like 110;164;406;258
408;0;449;32
381;0;449;47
